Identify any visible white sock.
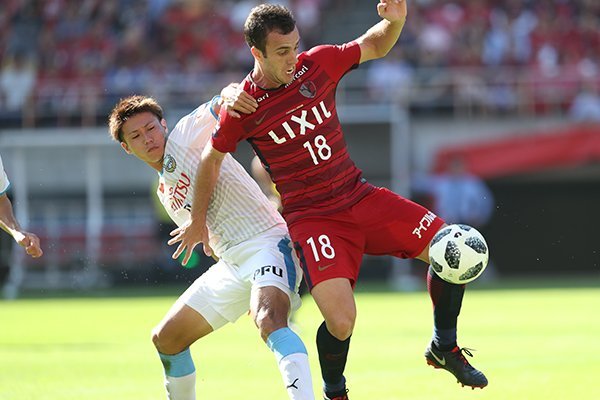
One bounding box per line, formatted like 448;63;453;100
164;372;196;400
267;327;315;400
280;353;315;400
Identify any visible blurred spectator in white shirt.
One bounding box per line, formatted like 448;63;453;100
366;47;414;103
0;52;36;112
569;80;600;122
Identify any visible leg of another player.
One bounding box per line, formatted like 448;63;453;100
415;224;465;351
417;227;488;388
310;278;356;398
152;302;214;400
251;286;314;400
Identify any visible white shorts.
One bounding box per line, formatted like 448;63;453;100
176;225;303;330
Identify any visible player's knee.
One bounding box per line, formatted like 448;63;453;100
251;287;290;340
151;324;182;354
254;303;288;341
151;325;166;351
326;315;355;340
151;325;161;348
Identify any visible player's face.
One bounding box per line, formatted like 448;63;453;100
120;112;167;171
259;27;300;87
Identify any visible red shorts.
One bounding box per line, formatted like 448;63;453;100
288;187;445;290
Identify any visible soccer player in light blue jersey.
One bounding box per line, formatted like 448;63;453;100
108;87;314;400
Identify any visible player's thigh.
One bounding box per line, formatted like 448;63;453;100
415;222;449;263
153;301;214;353
288;216;364;290
359;187;445;259
250;285;291;318
311;277;356;338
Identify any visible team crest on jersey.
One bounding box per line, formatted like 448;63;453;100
299;81;317;98
163;154;177;173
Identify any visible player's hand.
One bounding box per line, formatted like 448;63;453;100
221;83;258;118
377;0;407;22
14;231;43;258
168;219;213;266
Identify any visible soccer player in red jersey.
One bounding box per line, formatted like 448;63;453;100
169;1;488;398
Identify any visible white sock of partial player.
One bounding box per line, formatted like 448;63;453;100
158;348;196;400
267;327;315;400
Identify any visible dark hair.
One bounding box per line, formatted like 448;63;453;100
108;95;163;143
244;4;296;54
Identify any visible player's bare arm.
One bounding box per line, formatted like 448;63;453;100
168;142;226;265
357;0;407;64
0;193;43;258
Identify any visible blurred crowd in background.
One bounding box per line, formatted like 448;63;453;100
2;0;599;287
0;0;599;126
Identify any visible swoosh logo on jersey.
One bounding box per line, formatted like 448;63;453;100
318;263;335;272
430;349;446;366
255;111;269;125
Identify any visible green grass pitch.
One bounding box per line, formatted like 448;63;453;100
1;280;598;399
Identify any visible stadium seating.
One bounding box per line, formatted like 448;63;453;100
0;0;598;126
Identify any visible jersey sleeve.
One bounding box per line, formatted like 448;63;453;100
211;108;246;154
306;41;361;82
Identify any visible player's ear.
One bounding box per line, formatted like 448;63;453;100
160;118;168;133
120;141;132;154
250;46;264;61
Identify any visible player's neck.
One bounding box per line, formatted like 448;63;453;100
250;65;280;90
148;157;164;172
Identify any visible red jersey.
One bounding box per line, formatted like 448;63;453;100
212;41;374;224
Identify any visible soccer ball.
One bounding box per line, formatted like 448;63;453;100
429;224;489;284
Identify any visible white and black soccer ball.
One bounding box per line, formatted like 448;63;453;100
429;224;489;284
